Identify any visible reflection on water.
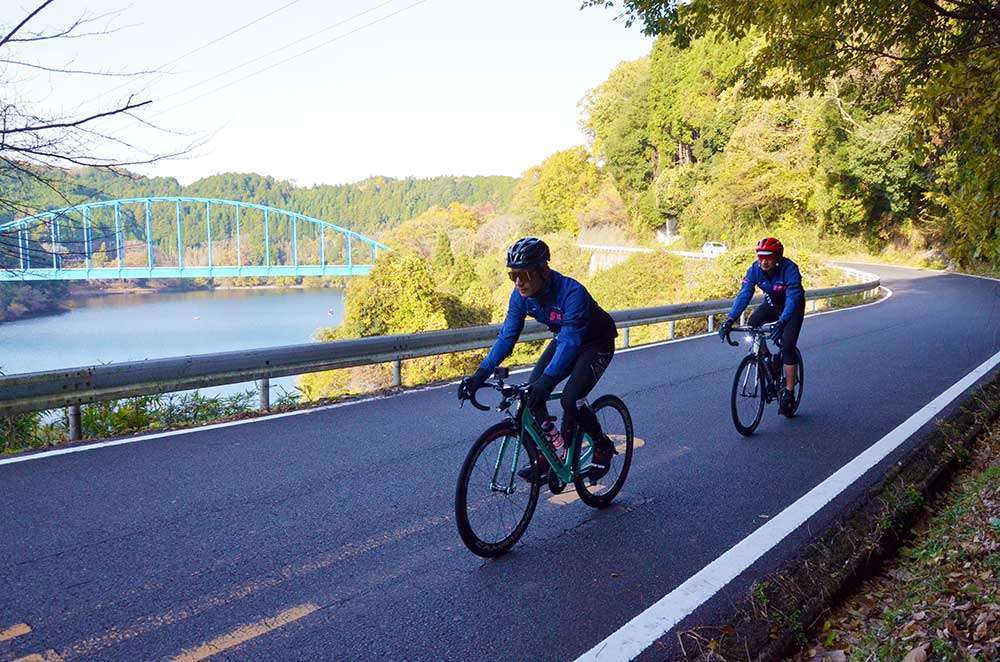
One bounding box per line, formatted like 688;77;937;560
0;287;345;398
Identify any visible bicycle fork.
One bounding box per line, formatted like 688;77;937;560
490;433;521;495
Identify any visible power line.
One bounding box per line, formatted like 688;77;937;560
150;0;401;109
152;0;428;118
81;0;309;108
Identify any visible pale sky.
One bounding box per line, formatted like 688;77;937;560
11;0;652;186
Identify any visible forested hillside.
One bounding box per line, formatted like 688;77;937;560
1;167;517;238
579;0;998;267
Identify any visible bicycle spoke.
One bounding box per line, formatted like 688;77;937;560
573;395;633;506
462;433;533;546
731;355;765;435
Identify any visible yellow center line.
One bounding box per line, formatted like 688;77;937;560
172;603;319;662
54;511;450;658
13;650;62;662
1;623;32;642
546;436;647;506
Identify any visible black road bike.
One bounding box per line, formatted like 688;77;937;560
723;324;804;436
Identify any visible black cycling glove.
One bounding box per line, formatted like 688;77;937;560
769;319;787;343
718;317;734;341
458;367;490;401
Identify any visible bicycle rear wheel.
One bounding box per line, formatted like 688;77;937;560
573;395;634;508
786;348;805;417
454;421;540;557
731;355;765;436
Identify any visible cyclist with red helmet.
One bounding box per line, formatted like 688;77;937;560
457;237;619;483
718;237;805;416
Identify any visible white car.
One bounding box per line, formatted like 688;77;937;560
701;241;728;256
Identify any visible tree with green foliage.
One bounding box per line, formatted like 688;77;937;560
333;252;448;338
808;100;924;249
581;58;654;196
647;33;747;167
512;147;601;235
432;232;455;275
585;0;1000;267
300;251;489;399
578;176;630;234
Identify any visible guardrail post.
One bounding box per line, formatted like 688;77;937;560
259;378;270;411
707;315;715;333
68;405;82;441
827;297;833;309
392;359;402;387
621;327;630;348
668;320;675;340
809;299;817;313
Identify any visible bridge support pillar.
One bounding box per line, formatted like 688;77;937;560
392;360;402;388
259;378;270;411
68;405;82;441
621;327;630;348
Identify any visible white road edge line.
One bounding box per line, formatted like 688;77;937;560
835;260;1000;284
575;346;1000;662
0;283;894;467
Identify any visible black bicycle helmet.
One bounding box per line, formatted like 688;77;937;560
506;237;550;269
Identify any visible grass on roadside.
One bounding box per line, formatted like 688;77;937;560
791;410;1000;661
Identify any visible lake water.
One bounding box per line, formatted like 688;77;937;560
0;288;345;400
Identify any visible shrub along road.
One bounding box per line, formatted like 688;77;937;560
1;265;998;660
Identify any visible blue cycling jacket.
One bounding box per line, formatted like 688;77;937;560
728;258;805;322
479;270;616;381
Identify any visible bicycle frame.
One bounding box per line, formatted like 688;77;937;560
733;325;781;398
489;391;595;489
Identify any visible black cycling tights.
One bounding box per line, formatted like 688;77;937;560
747;300;805;365
528;338;615;442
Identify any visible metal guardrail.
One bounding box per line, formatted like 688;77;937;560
577;242;717;260
0;276;879;426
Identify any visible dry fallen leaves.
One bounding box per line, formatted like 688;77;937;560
901;643;928;662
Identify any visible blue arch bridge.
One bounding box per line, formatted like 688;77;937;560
0;197;389;281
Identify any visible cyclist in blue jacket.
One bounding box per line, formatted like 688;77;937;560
458;237;619;483
718;237;805;416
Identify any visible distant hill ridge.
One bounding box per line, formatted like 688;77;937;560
1;164;518;237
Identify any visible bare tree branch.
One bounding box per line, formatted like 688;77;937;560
6;9;135;42
4;97;152;135
914;0;1000;21
0;1;192;275
0;58;158;77
0;0;56;49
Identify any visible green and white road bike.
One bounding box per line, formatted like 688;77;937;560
454;368;633;558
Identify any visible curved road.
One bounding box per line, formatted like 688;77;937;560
1;265;998;661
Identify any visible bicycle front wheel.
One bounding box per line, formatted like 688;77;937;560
454;421;540;558
786;348;805;417
731;355;765;436
573;395;634;508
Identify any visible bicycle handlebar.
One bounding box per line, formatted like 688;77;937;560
725;324;783;348
466;379;528;412
467;384;491;411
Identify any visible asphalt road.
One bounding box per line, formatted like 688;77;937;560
2;264;998;661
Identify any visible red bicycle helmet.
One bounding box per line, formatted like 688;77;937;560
755;237;784;259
